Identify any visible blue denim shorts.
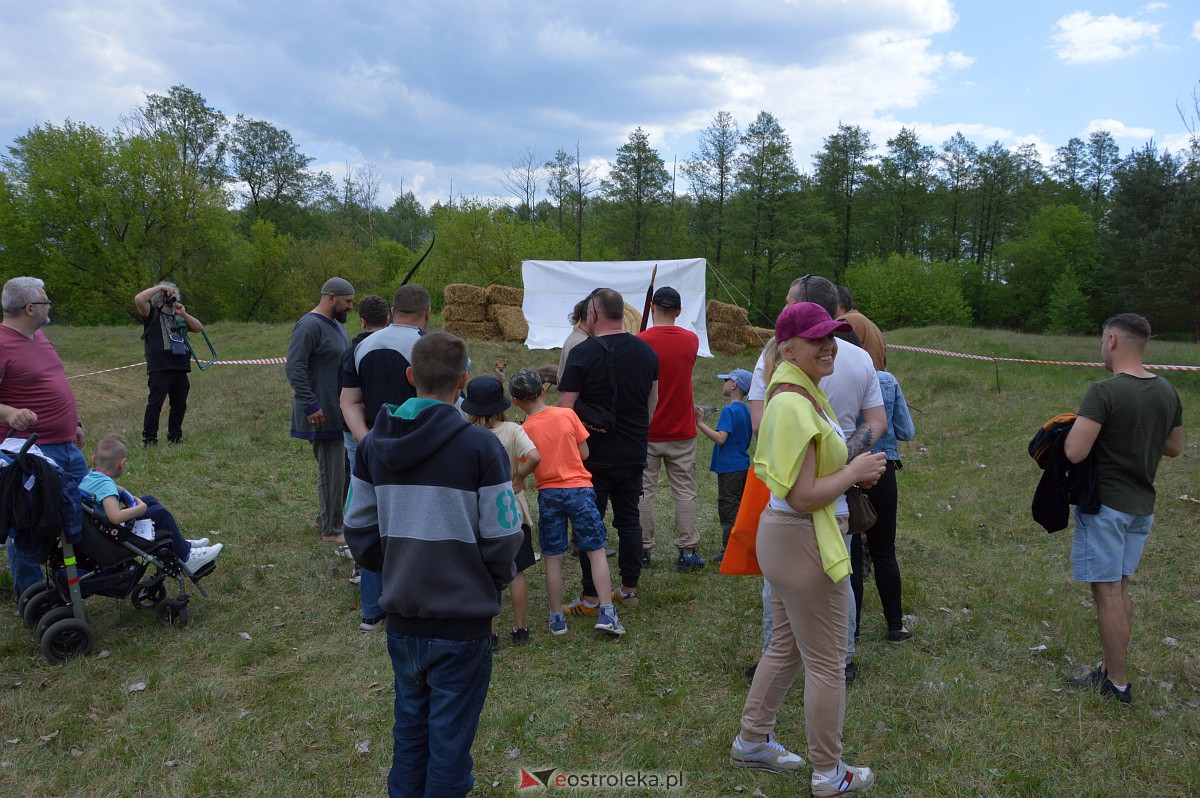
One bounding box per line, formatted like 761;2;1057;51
537;487;607;556
1071;504;1153;583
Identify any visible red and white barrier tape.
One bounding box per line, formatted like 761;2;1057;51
888;344;1200;372
69;357;287;380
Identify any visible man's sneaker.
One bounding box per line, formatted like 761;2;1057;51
563;595;599;617
511;627;531;645
613;589;639;609
334;544;354;560
677;550;705;573
845;661;858;685
1099;678;1133;704
548;614;568;636
348;565;361;585
729;734;805;773
594;612;626;636
641;549;654;568
359;614;386;631
187;537;210;548
1066;665;1108;690
185;543;222;573
886;627;913;643
811;763;875;796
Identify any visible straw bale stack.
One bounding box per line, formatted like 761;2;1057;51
745;326;776;350
443;304;487;323
443;320;501;339
444;283;488;304
708;322;748;354
706;300;749;326
491;306;529;343
486;284;524;306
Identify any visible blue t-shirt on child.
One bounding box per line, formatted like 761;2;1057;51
709;401;751;474
80;470;119;503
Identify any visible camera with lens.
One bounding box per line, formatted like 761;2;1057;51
163;295;177;305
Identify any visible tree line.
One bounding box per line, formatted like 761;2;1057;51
2;84;1197;339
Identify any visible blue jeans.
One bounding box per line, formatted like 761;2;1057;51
5;441;86;601
344;432;382;619
386;631;493;798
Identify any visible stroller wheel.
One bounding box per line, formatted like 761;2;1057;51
131;582;167;609
36;606;76;641
41;618;95;662
17;580;48;618
22;589;63;630
155;598;191;627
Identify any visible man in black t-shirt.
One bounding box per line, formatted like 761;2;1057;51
559;288;658;612
134;282;204;446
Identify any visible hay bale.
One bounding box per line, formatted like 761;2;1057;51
491;306;529;343
443;303;487;323
707;300;749;326
745;326;776;350
443;320;502;340
708;321;748;346
710;336;747;355
622;302;642;334
444;283;488;304
486;284;524;306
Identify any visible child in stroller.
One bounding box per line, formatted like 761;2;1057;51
79;434;222;573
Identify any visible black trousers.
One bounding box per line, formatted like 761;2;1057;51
579;460;645;594
850;461;904;633
144;370;190;443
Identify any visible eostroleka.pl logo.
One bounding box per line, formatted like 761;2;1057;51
518;767;685;791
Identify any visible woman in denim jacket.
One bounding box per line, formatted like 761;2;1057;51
851;370;916;642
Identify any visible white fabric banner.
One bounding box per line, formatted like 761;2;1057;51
520;259;710;357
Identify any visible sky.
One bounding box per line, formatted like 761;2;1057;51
1;1;1197;210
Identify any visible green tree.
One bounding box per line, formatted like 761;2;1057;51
863;127;936;257
683;110;739;268
814;123;874;278
227;116;316;229
996;203;1097;331
544;148;574;232
844;253;971;328
1045;269;1093;334
729;111;800;314
932;132;978;262
600;127;670;258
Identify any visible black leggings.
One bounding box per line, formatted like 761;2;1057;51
850;461;904;634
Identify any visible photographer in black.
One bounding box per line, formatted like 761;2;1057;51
134;282;204;446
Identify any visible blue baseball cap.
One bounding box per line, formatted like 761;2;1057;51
718;369;752;394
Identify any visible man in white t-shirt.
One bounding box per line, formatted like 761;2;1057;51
747;274;886;686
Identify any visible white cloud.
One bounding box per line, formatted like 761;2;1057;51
1193;19;1200;42
1086;118;1155;140
1051;12;1161;64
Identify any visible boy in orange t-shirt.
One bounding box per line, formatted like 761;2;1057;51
508;369;625;637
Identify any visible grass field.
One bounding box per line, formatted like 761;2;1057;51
2;319;1198;797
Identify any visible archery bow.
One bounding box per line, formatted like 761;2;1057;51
639;264;658;332
400;231;436;286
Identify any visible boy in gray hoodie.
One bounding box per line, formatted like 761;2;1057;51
345;331;523;798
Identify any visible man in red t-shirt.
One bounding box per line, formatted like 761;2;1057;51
636;287;703;572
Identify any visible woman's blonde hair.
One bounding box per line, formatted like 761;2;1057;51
761;337;784;385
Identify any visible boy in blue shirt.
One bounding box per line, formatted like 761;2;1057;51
79;434;221;573
696;369;753;563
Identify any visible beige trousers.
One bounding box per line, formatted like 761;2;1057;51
740;507;849;771
638;438;698;551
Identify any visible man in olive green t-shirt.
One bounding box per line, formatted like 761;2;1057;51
1064;314;1184;704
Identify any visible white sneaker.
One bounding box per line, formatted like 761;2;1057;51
729;734;805;773
186;543;223;573
187;538;210;548
811;763;874;796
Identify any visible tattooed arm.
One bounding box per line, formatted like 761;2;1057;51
846;405;887;461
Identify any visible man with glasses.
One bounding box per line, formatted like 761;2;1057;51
0;276;86;600
287;277;355;543
134;282;205;446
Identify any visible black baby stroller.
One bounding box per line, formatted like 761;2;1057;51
14;445;216;662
